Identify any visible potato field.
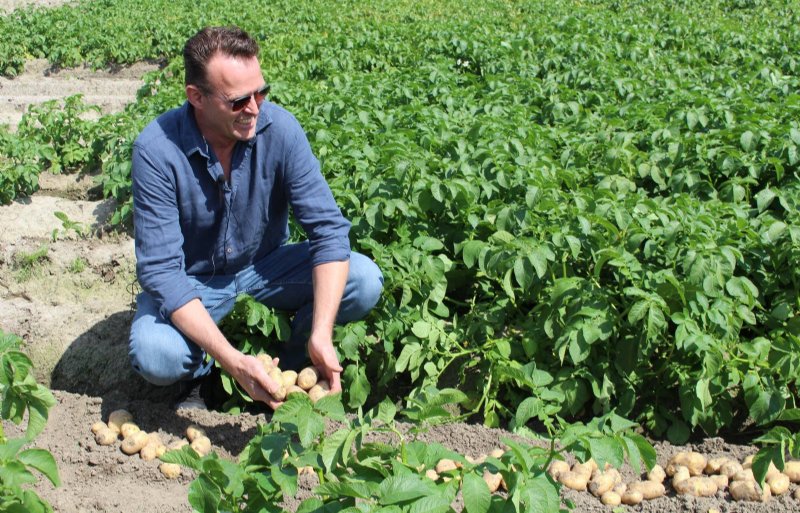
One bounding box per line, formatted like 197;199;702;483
1;0;800;511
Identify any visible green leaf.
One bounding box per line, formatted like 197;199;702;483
378;475;435;505
160;445;203;470
18;448;60;487
462;472;491;513
344;365;370;409
462;241;484;268
520;474;560;513
740;130;754;151
752;444;784;486
188;474;221;513
623;433;657;473
588;437;625;469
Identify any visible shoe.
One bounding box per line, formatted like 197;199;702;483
175;379;207;410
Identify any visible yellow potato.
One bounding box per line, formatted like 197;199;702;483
91;421;108;435
620;490;643;505
483;470;502;493
794;487;800;500
286;384;306;396
185;425;205;442
271;384;288;401
589;470;619;497
107;409;133;434
628;480;666;499
668;451;706;476
647;464;666;483
612;483;627;495
719;460;743;478
672;476;717;497
710;474;728;490
489;448;505;459
120;422;140;439
140;442;166;461
308;384;328;403
732;469;755;482
435;458;458;473
94;427;117;446
784;460;800;482
766;473;790;495
281;370;298;387
558;471;589;491
159;462;181;479
705;457;730;475
297;367;320;390
729;479;770;502
190;435;212;457
121;431;149;455
600;491;621;506
547;460;570;480
168;439;189;451
425;468;439;481
572;461;594;480
256;353;274;370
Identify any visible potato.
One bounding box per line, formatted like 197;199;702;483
483;470;502;493
547;460;571;481
647;464;666;483
732;469;755;482
169;439;189;451
600;491;621;506
281;370;298;387
299;466;315;476
107;409;133;434
558;471;589;491
287;384;306;396
159;462;181;479
91;421;108;435
190;435;212;457
140;442;166;461
120;422;140;439
425;469;439;481
612;483;627;495
784;460;800;482
705;457;730;475
572;461;594;480
589;470;620;497
186;425;205;442
121;431;149;455
308;384;328;403
489;448;505;459
435;458;458;473
719;460;743;478
794;487;800;500
620;490;643;505
729;479;770;502
271;384;288;401
668;451;706;476
297;366;320;390
628;480;666;499
94;427;117;446
766;473;790;495
256;353;274;370
742;454;754;468
710;474;728;490
672;476;718;497
671;465;690;484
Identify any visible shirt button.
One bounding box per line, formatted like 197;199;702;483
226;247;232;254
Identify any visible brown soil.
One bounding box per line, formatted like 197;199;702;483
0;21;798;513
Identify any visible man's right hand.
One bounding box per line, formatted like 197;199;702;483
229;352;285;410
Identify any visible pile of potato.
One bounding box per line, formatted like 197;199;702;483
549;450;800;505
91;409;213;479
256;354;330;403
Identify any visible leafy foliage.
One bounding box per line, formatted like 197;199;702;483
1;0;799;441
0;330;59;512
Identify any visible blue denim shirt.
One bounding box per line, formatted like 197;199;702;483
132;101;351;318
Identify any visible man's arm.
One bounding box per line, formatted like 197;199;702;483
170;299;284;408
306;260;349;393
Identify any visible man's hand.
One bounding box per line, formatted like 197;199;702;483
307;333;343;393
228;352;285;410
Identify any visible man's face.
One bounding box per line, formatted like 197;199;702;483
191;53;266;144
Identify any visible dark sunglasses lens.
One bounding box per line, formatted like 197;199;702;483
230;95;250;112
254;85;270;101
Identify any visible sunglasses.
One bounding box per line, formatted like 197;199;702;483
207;84;270;112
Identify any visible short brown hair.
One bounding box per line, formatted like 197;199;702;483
183;26;260;90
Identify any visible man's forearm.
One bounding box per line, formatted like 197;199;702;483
170;299;242;373
311;260;350;337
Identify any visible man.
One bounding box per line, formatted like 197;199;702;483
128;26;383;410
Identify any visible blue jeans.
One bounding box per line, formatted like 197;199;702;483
128;242;383;386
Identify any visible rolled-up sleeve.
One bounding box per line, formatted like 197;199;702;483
284;121;351;266
132;143;200;318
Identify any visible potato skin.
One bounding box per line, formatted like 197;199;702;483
547;460;570;481
668;451;706;476
784;461;800;482
620;490;643;505
186;425;205;442
308;384;328;403
120;422;140;439
628;480;665;499
190;435;212;457
108;409;133;434
91;421;108;435
297;367;320;390
483;470;502;493
766;473;790;495
589;471;618;497
121;431;149;455
600;491;621;506
159;462;181;479
647;464;666;483
672;476;717;497
729;479;771;502
94;427;117;446
435;458;458;473
558;471;589;491
281;370;298;387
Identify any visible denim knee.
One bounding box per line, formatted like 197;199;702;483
341;253;383;321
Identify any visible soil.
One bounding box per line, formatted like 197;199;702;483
1;3;800;513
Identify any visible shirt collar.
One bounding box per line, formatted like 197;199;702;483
179;100;274;156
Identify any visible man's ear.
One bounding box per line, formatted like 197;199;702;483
186;84;204;108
